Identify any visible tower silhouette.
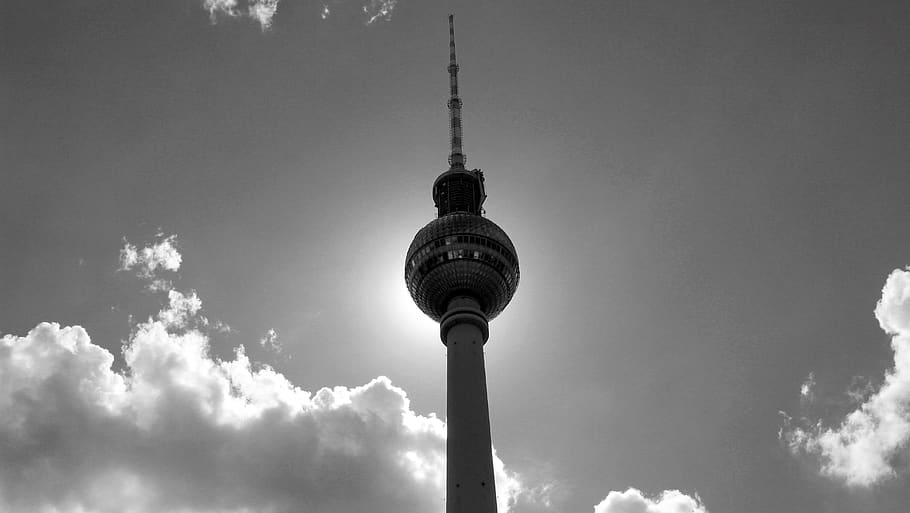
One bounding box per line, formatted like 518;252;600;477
405;15;520;513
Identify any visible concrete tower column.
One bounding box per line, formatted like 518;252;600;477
441;296;497;513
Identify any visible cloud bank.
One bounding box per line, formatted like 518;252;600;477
2;236;708;512
4;236;523;513
782;267;910;486
0;321;456;513
0;298;522;513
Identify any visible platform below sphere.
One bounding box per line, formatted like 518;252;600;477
405;212;520;322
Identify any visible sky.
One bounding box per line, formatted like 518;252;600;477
2;0;910;512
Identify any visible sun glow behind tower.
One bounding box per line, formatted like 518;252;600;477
404;15;520;513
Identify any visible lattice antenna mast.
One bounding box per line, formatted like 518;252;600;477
447;14;466;168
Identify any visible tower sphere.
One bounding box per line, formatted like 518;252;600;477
405;212;520;323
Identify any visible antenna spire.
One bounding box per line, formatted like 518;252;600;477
447;14;465;168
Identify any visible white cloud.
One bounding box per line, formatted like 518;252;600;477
203;0;280;30
0;284;525;513
3;239;707;513
800;372;816;404
876;268;910;335
120;234;182;290
362;0;397;25
782;267;910;486
201;0;398;29
157;289;203;329
248;0;280;29
203;0;239;19
594;488;708;513
259;327;282;353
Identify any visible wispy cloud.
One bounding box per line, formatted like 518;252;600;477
259;327;282;353
248;0;280;28
800;371;816;405
594;488;708;513
202;0;400;30
781;267;910;486
362;0;397;25
203;0;281;30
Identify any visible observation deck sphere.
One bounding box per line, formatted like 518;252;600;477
405;213;520;322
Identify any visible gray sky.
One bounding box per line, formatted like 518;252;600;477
3;1;910;512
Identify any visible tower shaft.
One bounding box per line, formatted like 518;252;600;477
442;297;497;513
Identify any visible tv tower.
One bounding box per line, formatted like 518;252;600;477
405;15;520;513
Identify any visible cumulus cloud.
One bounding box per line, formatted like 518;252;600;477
782;267;910;486
0;322;450;512
157;289;203;329
120;234;181;276
4;237;708;513
0;272;525;512
594;488;708;513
